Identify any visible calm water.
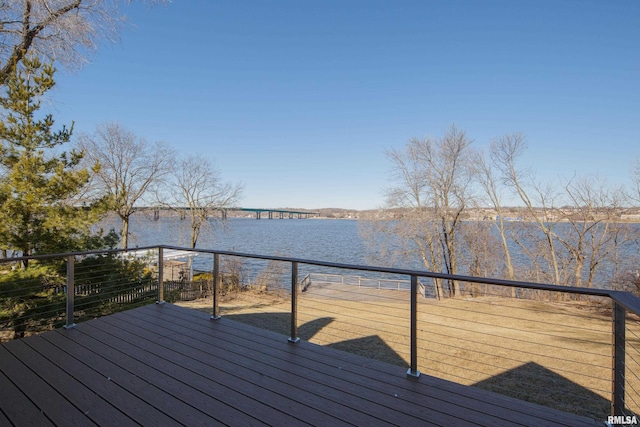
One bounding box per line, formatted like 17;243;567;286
125;217;368;262
97;215;378;276
97;214;638;287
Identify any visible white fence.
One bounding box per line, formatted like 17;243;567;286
300;272;432;298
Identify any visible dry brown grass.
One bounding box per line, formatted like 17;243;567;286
176;283;640;421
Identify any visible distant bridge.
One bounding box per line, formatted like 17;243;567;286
139;207;319;220
229;208;319;220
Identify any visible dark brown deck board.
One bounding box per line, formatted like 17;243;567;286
26;333;186;426
6;337;134;426
0;344;97;426
82;318;318;426
0;407;12;427
40;331;195;426
0;303;603;427
48;324;265;426
109;308;432;426
0;369;54;426
123;304;504;426
134;303;599;427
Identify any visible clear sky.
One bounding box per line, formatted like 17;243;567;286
51;0;639;210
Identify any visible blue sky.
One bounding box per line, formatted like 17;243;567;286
52;0;639;210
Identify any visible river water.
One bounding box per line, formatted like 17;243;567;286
97;214;639;288
120;216;369;263
97;215;382;277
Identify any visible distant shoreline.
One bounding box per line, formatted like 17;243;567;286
124;207;640;223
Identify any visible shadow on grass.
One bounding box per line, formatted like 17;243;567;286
327;335;407;368
224;312;335;340
473;362;609;420
224;312;407;367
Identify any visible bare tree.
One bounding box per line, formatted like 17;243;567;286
0;0;164;83
384;142;443;275
459;220;502;296
79;122;173;248
492;133;564;284
473;144;516;281
385;125;475;296
167;155;243;249
558;174;631;288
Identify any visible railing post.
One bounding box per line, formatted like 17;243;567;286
157;247;165;304
407;274;420;378
211;253;221;320
612;301;626;415
289;261;300;343
64;255;76;329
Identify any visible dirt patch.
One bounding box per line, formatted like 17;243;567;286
176;289;289;315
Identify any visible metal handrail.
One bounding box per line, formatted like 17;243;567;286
299;272;429;297
1;244;634;311
156;245;635;312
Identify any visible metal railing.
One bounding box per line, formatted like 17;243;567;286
2;244;640;420
299;272;430;296
0;247;160;339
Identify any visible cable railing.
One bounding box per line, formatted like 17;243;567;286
0;247;160;339
1;244;640;422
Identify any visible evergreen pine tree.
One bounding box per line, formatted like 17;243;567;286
0;56;109;266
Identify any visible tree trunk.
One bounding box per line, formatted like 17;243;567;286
121;216;130;249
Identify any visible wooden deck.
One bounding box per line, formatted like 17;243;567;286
0;303;602;426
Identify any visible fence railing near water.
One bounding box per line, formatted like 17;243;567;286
164;280;211;301
300;272;430;297
2;244;640;421
71;282;159;304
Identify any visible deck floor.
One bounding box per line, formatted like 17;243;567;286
0;303;602;426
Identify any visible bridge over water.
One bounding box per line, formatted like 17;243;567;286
230;208;319;220
141;207;319;220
